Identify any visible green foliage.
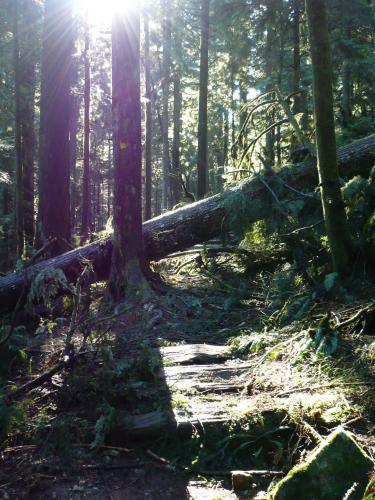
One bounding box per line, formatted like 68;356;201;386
324;272;339;292
91;400;115;449
229;332;274;356
136;340;162;382
27;268;75;313
0;396;30;445
222;188;258;238
342;171;375;241
0;325;28;376
40;415;74;462
306;314;339;356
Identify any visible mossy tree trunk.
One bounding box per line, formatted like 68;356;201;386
108;5;149;301
306;0;352;276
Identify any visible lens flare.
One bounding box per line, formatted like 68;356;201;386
75;0;126;25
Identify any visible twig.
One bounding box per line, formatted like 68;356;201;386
239;119;289;168
257;176;287;214
241;331;306;395
342;416;363;428
280;220;324;237
276;178;317;199
145;449;283;477
336;302;375;330
3;443;132;454
80;463;144;471
75;444;132;453
298;420;322;444
176;257;198;274
277;381;375;398
169;247;254;259
5;350;91;401
274;86;315;156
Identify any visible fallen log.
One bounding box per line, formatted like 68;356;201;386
1;134;375;312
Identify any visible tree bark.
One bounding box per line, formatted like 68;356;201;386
292;0;302;115
171;73;182;206
14;0;38;257
107;135;112;220
197;0;210;199
264;2;276;172
161;0;171;211
21;0;37;253
1;133;374;311
38;0;73;256
81;14;91;241
69;93;80;233
306;0;352;275
108;4;147;300
144;11;153;221
13;0;23;257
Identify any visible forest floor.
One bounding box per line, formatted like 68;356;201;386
1;248;375;499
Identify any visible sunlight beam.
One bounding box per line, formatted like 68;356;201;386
75;0;127;25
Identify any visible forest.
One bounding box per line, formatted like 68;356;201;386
0;0;375;498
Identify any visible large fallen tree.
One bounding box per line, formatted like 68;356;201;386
1;134;375;312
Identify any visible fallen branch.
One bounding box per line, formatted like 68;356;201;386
5;350;91;401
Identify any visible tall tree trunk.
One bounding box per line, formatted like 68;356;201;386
13;0;37;256
197;0;210;199
13;0;23;257
81;15;91;241
341;61;352;127
341;24;352;128
108;4;148;300
161;0;171;211
264;3;276;172
171;73;182;206
230;71;236;160
69;93;80;233
144;11;152;220
292;0;302;114
96;177;101;231
223;109;229;166
21;0;37;253
306;0;351;275
107;135;112;220
239;82;247;151
38;0;73;256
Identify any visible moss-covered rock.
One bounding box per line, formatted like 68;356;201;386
271;429;373;500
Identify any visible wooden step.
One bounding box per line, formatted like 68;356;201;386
159;343;231;365
115;344;256;436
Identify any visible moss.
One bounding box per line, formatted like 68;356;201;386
271;429;373;500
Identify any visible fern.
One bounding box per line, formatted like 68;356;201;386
27;268;75;313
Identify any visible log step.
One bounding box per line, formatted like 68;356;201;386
159;343;231;365
116;344;255;436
